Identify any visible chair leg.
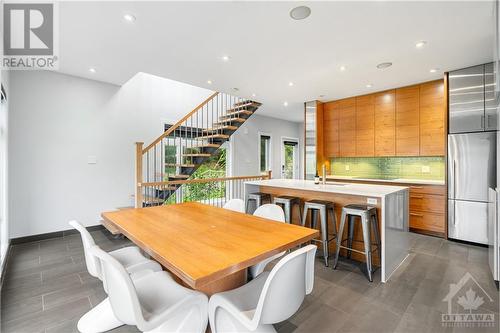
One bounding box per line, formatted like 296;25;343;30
372;214;382;266
361;215;373;282
310;209;318;230
347;215;355;259
320;208;329;267
333;210;347;269
330;208;338;238
301;206;308;227
284;203;291;224
298;202;304;226
77;297;124;333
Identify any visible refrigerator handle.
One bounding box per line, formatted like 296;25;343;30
450;160;456;199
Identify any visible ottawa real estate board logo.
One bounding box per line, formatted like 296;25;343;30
2;2;59;69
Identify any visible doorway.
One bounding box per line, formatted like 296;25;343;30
281;137;299;179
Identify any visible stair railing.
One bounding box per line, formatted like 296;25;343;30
135;91;249;207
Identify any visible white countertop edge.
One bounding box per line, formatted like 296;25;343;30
325;175;445;186
245;179;408;198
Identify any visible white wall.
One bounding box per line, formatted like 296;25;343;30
230;114;302;179
0;70;10;273
8;71;213;238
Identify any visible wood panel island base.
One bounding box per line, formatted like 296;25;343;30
244;179;410;282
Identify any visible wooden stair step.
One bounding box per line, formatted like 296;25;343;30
190;143;220;149
169;174;190;179
197;134;230;140
223;110;254;117
233;100;260;108
202;125;238;133
143;196;165;204
182;153;211;157
214;118;246;125
165;163;197;168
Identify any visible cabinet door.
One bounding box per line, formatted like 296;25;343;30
485;62;497;130
448;65;485;133
374;90;396;156
323;102;340;157
339;98;357;157
420;80;445;156
396;86;420;156
355;95;375;156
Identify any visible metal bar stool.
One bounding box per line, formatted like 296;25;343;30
301;200;337;266
245;192;271;214
333;204;381;282
273;196;303;224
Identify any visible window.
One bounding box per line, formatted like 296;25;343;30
259;134;271;174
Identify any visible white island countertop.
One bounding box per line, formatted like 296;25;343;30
245;179;408;198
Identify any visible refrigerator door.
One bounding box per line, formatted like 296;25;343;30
485;63;498;131
488;188;498;281
448;132;496;202
449;199;488;244
449;64;485;133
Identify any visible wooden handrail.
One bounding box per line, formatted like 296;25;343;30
141;174;270;187
142;91;220;153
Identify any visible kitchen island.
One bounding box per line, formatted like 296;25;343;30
244;179;410;282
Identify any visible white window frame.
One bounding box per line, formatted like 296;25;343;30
258;132;272;175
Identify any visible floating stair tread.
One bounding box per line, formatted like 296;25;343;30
182;153;211;157
223;110;254;117
169;174;190;179
165;163;197;168
198;134;230;139
233;101;261;108
214;118;246;125
190;143;220;148
202;125;238;132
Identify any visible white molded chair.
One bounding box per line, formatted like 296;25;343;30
209;245;317;333
249;204;286;279
69;220;163;333
223;198;246;213
91;245;209;333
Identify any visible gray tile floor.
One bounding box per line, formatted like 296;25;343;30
0;230;498;333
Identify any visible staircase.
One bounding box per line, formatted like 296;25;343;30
136;92;261;207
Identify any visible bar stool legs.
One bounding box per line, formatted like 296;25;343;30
273;196;303;225
302;200;337;267
333;205;380;282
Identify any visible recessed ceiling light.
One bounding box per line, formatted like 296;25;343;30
377;62;392;69
123;14;136;22
283;101;289;107
222;55;230;62
415;40;427;49
430;68;439;73
252;93;256;97
290;6;311;20
232;87;239;92
207;80;212;85
366;84;373;88
340;65;346;72
288;82;294;87
89;68;96;73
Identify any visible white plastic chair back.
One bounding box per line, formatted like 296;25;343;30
223;199;245;213
254;245;317;325
253;204;285;222
68;220;101;278
90;246;145;327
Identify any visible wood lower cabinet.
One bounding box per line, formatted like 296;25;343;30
396;85;420;156
374;90;396;156
355;95;375;156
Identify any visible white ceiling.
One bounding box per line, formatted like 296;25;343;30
58;1;495;122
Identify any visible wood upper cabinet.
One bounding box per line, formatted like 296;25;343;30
323;101;340;158
338;98;357;157
374;90;396;156
396;85;420;156
355;95;375;156
419;80;445;156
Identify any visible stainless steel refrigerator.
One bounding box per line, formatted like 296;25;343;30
448;63;497;245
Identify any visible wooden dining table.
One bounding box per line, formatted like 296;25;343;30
101;202;319;295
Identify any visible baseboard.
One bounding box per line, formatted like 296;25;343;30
10;225;105;245
0;241;12;292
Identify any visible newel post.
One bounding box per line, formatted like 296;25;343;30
267;170;272;179
135;142;144;208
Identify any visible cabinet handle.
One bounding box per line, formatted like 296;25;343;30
410;195;424;199
410;213;424;217
410;186;423;189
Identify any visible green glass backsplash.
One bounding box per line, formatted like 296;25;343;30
330;156;445;180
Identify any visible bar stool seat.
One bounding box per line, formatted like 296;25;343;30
246;192;271;214
302;200;337;266
333;204;381;282
273;196;303;224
